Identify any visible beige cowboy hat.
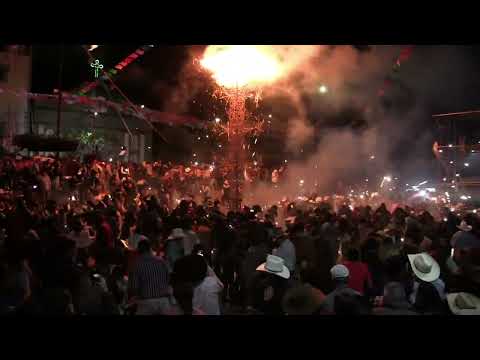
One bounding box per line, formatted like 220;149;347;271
457;220;473;232
447;292;480;315
256;254;290;279
407;252;440;283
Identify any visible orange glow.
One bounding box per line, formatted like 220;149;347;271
200;45;282;88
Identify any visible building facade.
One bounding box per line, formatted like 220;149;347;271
30;100;152;162
0;45;31;150
0;45;151;162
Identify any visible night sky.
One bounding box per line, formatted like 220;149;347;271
30;45;480;181
31;45;197;108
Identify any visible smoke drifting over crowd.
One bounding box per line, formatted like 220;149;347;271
144;45;480;203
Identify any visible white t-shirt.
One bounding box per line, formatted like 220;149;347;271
193;269;223;315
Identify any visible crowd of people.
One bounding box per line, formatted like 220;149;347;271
1;153;480;315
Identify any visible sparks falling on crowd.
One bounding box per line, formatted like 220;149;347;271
1;44;480;316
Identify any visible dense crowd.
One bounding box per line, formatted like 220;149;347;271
1;154;480;315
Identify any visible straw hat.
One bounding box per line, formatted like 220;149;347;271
447;292;480;315
457;220;473;232
256;255;290;279
407;252;440;283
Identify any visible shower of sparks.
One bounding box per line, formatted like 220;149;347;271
200;45;282;89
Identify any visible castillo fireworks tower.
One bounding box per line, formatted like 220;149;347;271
200;46;282;210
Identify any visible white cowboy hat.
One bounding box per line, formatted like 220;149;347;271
167;228;186;240
407;252;440;283
256;254;290;279
447;292;480;315
457;220;472;232
185;167;192;173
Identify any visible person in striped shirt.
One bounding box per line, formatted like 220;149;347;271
128;240;171;315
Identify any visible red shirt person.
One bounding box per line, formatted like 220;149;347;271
341;248;372;295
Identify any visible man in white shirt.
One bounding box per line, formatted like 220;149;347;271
173;255;224;315
193;267;224;315
181;218;200;256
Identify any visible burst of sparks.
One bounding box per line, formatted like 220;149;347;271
200;45;282;88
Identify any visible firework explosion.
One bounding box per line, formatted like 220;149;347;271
200;45;283;89
200;45;290;209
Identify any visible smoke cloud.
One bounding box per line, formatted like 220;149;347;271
144;45;479;205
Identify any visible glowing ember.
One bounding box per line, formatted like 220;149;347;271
318;85;328;94
200;45;282;88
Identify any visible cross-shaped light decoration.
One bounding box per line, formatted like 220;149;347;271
90;59;103;78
